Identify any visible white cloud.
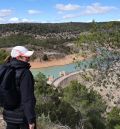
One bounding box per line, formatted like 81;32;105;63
111;19;120;21
9;17;19;23
117;19;120;21
9;17;34;23
56;3;80;11
21;18;32;22
28;9;41;14
60;3;117;20
84;3;116;15
62;14;79;19
0;9;12;17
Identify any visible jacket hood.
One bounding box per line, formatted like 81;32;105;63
9;58;31;69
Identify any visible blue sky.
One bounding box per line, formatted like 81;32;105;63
0;0;120;23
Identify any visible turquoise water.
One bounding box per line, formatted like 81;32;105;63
31;63;78;78
30;57;96;78
30;59;91;78
31;50;120;79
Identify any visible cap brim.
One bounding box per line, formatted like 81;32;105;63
24;51;34;57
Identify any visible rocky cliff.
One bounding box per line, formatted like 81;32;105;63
77;60;120;111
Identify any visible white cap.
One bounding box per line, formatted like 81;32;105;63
11;46;34;58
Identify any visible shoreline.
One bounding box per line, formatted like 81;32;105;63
30;62;73;69
30;54;85;69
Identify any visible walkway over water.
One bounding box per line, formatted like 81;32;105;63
51;71;82;88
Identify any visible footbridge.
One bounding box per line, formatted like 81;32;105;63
51;71;82;88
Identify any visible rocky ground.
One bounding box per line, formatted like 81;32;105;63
78;60;120;111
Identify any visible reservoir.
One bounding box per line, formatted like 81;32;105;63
31;50;119;79
31;63;78;78
30;59;91;78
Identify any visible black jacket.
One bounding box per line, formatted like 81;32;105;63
4;58;36;124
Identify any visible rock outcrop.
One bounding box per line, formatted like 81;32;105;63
78;61;120;111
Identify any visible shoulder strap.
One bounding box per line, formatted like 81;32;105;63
0;64;14;90
15;68;26;89
0;64;8;84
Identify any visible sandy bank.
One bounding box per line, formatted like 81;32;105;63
30;54;85;69
30;53;95;68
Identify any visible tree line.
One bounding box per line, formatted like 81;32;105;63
0;21;119;35
0;22;91;34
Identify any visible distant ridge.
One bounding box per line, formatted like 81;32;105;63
0;21;120;34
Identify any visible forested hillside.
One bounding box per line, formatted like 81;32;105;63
0;21;119;61
0;22;91;34
0;21;120;48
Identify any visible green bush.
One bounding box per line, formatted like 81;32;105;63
107;107;120;129
42;54;48;61
62;81;106;129
0;49;9;64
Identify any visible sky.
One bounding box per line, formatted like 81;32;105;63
0;0;120;24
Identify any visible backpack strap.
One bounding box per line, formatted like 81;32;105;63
0;65;8;84
15;68;26;90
